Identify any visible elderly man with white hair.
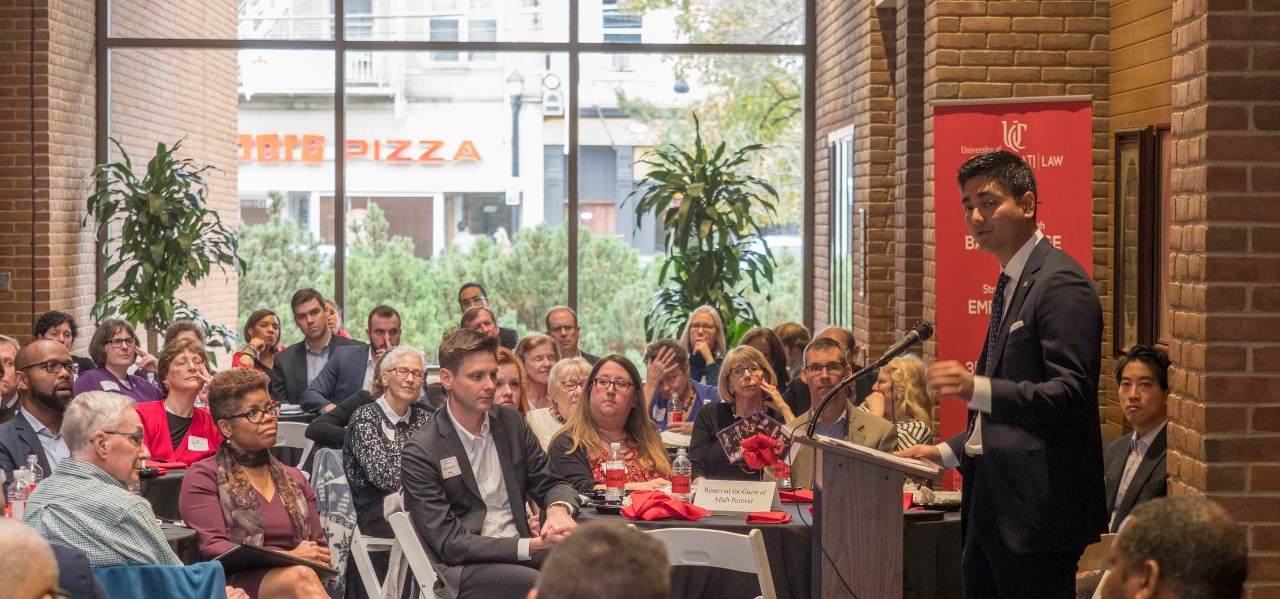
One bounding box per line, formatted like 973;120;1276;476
23;390;182;567
0;519;61;599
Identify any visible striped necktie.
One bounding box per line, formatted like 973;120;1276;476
985;273;1012;365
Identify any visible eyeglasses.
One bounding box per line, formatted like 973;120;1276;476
592;378;635;392
45;588;71;599
171;357;207;369
548;325;577;335
729;365;764;378
103;430;145;447
19;360;79;375
689;323;716;331
459;295;488;307
560;379;584;391
804;362;847;375
226;402;281;424
105;337;139;349
390;367;426;380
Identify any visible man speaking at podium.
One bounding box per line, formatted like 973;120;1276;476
897;151;1106;599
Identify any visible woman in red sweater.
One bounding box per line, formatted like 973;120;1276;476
136;337;222;465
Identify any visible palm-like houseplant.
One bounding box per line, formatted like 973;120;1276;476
85;139;244;358
629;115;779;344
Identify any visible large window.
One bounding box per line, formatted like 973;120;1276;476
827;127;855;331
1113;126;1171;354
100;0;810;360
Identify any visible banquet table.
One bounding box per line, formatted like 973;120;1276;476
578;503;962;599
162;522;200;565
140;470;187;521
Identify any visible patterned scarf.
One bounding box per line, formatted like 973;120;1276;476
214;440;311;548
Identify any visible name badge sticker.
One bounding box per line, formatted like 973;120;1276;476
441;456;462;479
188;436;210;452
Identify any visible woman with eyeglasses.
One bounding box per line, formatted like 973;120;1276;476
527;357;591;449
494;347;530;415
863;355;934;451
679;306;727;385
548;355;672;493
72;319;164;403
689;346;795;483
343;346;431;543
135;337;220;465
180;369;329;599
515;334;561;411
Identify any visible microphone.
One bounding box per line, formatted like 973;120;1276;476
804;322;934;438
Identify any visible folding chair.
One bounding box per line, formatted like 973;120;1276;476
387;511;442;599
350;528;396;599
274;421;315;468
645;527;777;599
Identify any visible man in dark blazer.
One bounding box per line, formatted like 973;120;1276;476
898;151;1106;598
299;305;402;413
458;282;518;350
270;288;363;407
544;306;599;365
1104;344;1170;533
1;340;75;491
401;328;579;599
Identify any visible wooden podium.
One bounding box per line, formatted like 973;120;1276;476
791;435;941;599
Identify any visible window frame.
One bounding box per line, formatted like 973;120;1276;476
1112;124;1170;355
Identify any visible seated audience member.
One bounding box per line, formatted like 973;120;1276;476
642;339;718;435
1;335;21;423
73;319;163;402
528;520;669;599
544;306;599;365
344;346;432;539
457;282;518;349
690;346;795;483
234;309;282;372
516;334;562;411
496;347;531;415
738;327;791;391
24;391;180;566
136;338;220;465
1101;496;1247;599
462;306;502;341
325;299;351;339
180;368;330;599
527;358;590;449
33;310;95;377
863;355;934;451
779;325;874;416
401;328;579;599
1;340;75;485
680;306;726;385
1106;345;1171;533
0;518;62;599
304;360;386;451
773;321;811;383
549;355;671;493
271;288;363;407
785;338;897;487
301;305;400;414
163;319;206;349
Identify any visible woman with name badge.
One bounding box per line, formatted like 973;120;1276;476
135;338;222;465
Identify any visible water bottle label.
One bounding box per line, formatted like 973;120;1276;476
605;469;625;489
10;500;24;522
774;461;791;480
670;410;683;424
672;475;691;495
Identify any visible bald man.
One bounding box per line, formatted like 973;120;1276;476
779;326;874;415
0;340;75;489
0;519;61;599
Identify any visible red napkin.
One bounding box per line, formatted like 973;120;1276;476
746;511;792;524
741;433;781;470
145;459;188;470
779;489;813;503
621;490;711;521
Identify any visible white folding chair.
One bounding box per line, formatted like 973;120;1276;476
387;511;442;599
274;421;315;468
645;527;777;599
350;529;396;599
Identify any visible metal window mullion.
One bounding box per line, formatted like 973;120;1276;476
567;0;580;312
335;0;347;310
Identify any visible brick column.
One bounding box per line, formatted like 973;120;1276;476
1165;1;1280;594
894;0;926;338
811;0;857;328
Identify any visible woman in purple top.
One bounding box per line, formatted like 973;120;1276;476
180;368;329;599
72;319;164;403
642;339;720;434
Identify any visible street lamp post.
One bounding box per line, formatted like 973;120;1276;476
506;70;524;234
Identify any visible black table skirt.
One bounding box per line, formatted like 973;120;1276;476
162;522;200;565
578;505;962;599
140;470;187;521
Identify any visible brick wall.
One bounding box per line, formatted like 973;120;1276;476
0;0;42;339
1165;0;1280;594
812;0;858;328
895;0;926;339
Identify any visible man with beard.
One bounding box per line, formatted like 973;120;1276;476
301;305;402;414
1;340;76;489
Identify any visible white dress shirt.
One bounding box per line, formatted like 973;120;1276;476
446;401;531;561
938;230;1044;469
19;405;69;473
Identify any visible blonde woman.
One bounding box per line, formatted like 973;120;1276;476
864;355;934;451
689;346;793;482
678;306;727;385
547;355;671;493
527;357;591;450
515;334;561;410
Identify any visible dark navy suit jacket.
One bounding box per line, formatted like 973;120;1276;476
0;410;54;495
943;237;1107;555
299;344;372;414
269;334;364;407
1104;425;1167;533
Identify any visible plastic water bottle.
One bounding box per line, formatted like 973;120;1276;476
604;442;625;503
26;454;43;484
668;393;684;427
775;458;792;490
8;468;31;521
671;447;692;502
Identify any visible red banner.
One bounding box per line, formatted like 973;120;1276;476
933;98;1094;489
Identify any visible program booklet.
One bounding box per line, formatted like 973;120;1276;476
716;410;792;464
215;543;339;580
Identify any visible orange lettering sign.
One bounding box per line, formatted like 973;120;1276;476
238;134;483;164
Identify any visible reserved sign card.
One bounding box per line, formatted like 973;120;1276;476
693;480;777;514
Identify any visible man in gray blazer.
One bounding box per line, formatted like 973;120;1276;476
401;328;578;599
1104;345;1170;533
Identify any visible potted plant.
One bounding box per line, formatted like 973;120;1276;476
629;114;779;344
85;139;244;359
